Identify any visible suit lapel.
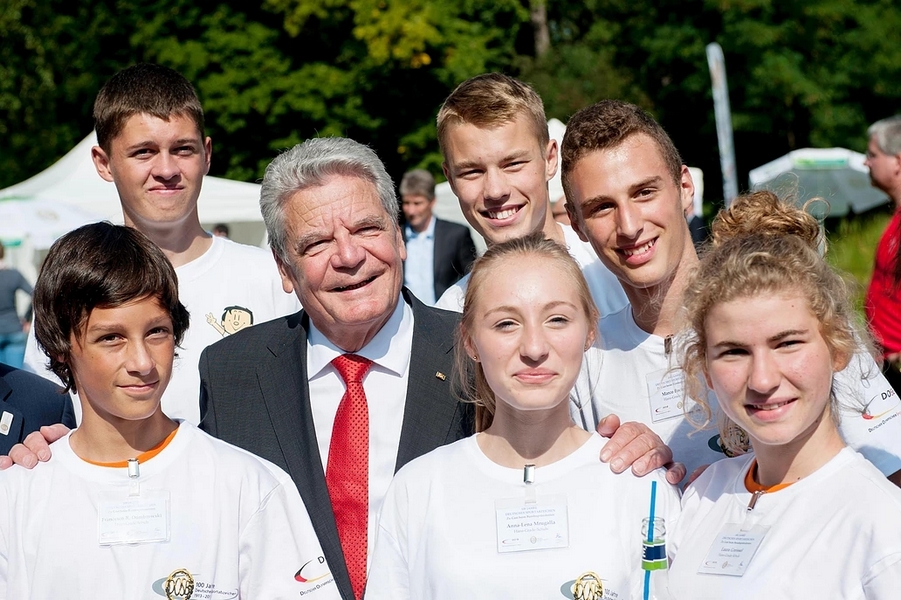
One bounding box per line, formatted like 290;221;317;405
256;315;355;600
395;290;462;471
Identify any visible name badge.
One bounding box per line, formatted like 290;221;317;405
697;523;768;576
646;368;686;423
495;495;568;553
98;488;170;546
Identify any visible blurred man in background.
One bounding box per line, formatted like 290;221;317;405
400;169;476;305
864;115;901;392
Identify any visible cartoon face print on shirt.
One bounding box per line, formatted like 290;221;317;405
206;306;254;337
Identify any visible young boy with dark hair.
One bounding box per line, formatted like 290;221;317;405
2;222;339;599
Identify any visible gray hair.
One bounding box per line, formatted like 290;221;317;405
260;137;399;263
399;169;436;200
868;115;901;155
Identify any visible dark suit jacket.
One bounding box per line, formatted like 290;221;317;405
0;363;76;455
404;218;476;300
687;214;709;250
199;290;473;600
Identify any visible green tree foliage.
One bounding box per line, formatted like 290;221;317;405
126;0;527;180
2;0;901;206
0;0;131;188
261;0;528;177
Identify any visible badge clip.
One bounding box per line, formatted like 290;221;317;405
128;458;140;496
523;464;536;503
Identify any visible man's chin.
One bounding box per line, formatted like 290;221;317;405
482;223;535;246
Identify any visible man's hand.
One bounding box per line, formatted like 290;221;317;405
0;424;69;469
597;414;686;485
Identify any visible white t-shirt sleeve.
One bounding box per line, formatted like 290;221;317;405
863;552;901;599
834;350;901;477
238;470;341;599
365;478;411;600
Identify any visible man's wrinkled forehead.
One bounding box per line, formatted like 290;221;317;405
288;177;396;241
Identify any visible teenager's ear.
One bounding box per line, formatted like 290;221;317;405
679;165;695;214
203;136;212;176
91;146;115;183
545;139;559;183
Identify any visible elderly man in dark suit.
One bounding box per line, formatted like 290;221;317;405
199;138;472;600
0;363;75;455
399;169;476;304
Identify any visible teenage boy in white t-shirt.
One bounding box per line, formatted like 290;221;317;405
0;222;339;599
22;63;299;425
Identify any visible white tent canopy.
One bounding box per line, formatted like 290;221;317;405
749;147;889;217
0;131;268;244
0;131;269;284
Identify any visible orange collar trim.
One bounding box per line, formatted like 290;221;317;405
81;427;179;468
744;459;795;493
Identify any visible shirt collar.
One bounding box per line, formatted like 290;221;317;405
307;296;413;379
405;215;436;240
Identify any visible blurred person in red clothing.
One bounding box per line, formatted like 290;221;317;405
864;115;901;392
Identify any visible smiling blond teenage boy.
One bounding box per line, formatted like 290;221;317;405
0;222;339;599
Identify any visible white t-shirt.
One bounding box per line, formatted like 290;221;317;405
366;433;680;600
669;448;901;599
571;305;901;480
23;235;300;424
435;224;628;318
0;421;341;600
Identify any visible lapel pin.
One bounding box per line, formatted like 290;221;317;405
0;411;12;435
435;371;446;381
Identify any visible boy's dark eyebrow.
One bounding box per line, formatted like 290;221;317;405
170;138;201;147
122;138;200;152
84;315;172;334
580;176;665;212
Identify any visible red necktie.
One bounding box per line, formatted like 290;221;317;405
326;354;373;600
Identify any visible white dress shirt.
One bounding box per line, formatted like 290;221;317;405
307;298;412;567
